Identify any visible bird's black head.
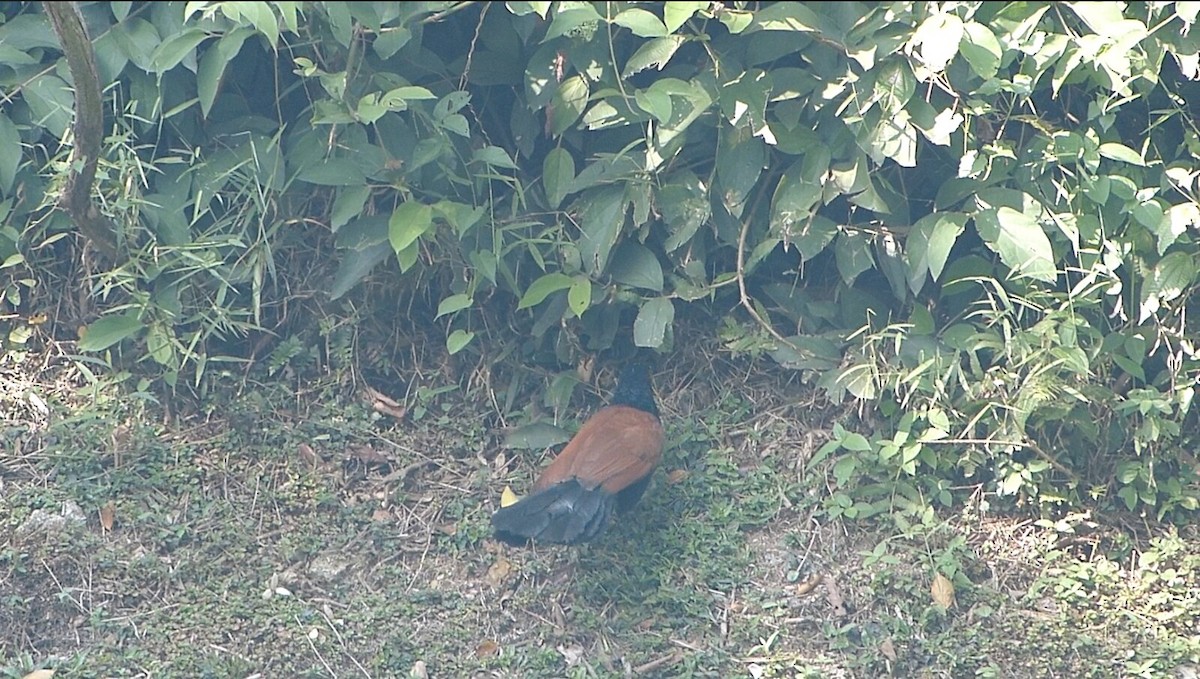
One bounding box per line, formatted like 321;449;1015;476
609;362;658;417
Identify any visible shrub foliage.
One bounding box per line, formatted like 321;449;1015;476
1;1;1197;517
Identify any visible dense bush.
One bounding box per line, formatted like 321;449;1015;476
1;1;1197;518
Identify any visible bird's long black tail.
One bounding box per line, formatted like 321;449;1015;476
491;480;615;545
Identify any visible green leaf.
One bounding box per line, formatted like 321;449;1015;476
633;87;673;123
578;186;627;274
718;9;754;34
373;26;411;59
911;12;964;72
396;241;419;272
197;27;251;118
503;422;571;449
1098;142;1145;166
834;231;875;285
436;294;473;319
1157;203;1200;254
330;242;390;299
567;276;591;317
388;201;433;254
633;297;675;348
550;75;589;136
906;212;968;293
960;21;1002;79
380;85;437;109
874;59;916;113
660;174;710;252
663;1;707;32
0;115;20;194
446;329;475;355
622;35;687;78
746;3;821;33
439;113;470;137
717;134;765;215
543;148;576;209
472;145;518;169
612;8;667;37
792;215;838;262
519;273;573;309
220;1;280;46
771;166;822;237
331;185;371;233
974;207;1057;283
1139;252;1196;322
608;242;663;292
79;313;145;351
23;75;73;139
298;158;367;186
543;5;602;42
150;28;208;73
146;323;176;366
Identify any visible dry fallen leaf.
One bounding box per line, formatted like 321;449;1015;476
98;502;115;532
823;574;848;616
364;385;409;420
793;573;823;596
297;443;319;468
475;639;500;658
931;571;955;610
22;670;54;679
879;637;897;661
371;508;392;522
486;556;513;587
666;469;689;484
500;485;520;507
557;643;585;666
347;444;390;464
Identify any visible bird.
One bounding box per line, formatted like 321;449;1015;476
491;362;663;545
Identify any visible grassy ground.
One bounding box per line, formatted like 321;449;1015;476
2;346;1199;678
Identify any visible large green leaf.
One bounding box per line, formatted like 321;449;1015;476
771;165;822;237
543;148;575;209
608;242;664;292
388;202;433;254
660;173;711;252
910;12;964;73
793;216;838;263
197;28;252;118
150;27;208;73
716;133;765;216
330;242;392;299
1139;251;1196;322
0;115;20;194
298;158;367;186
79;313;145;352
834;231;875;285
906;212;968;293
23;75;73;139
612;8;667;37
578;186;627;274
960;21;1002;78
634;297;674;348
622;35;687;78
550;75;589;136
974;207;1057;283
519;273;573;310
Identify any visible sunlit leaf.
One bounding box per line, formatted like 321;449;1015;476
974;207;1057;283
